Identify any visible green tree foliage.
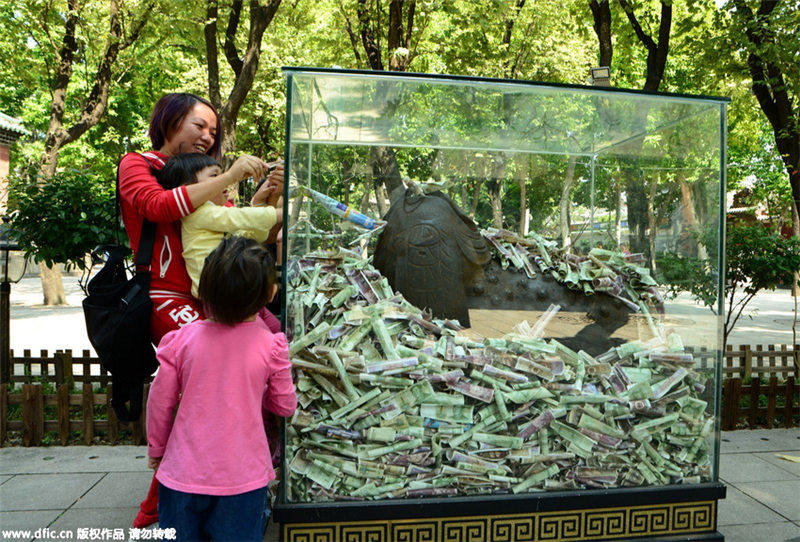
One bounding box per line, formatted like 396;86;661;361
726;0;800;224
7;167;116;269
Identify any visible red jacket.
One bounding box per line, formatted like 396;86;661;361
118;151;195;298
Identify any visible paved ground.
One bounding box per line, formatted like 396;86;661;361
0;445;280;541
0;430;798;541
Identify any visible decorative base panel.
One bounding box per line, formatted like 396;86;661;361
275;483;725;542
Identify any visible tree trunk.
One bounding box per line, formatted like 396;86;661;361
589;0;612;67
518;177;527;236
615;0;671;260
370;146;403;195
32;1;151;306
347;0;421;196
40;263;66;306
626;174;649;257
489;154;506;228
732;0;800;239
614;180;622;245
678;171;708;261
36;158;66;304
374;181;389;218
489;179;502;229
560;156;577;249
470;179;482;219
360;186;372;217
647;174;658;271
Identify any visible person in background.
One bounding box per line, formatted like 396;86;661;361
147;236;297;541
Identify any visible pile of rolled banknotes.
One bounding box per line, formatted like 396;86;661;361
482;228;664;312
285;244;714;502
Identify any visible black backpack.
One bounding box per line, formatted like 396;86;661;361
82;156;159;422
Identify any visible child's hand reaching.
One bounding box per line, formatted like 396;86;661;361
148;457;162;470
251;160;283;206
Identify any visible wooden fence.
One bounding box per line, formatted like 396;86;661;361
721;376;798;430
723;344;799;379
1;345;798;446
1;349;150;446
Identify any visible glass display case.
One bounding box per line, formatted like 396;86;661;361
273;67;727;542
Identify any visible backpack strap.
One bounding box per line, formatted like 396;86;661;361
114;164;122;245
135;221;157;275
116;153;158;275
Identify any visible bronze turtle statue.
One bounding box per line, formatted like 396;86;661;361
373;185;640;355
373;186;490;326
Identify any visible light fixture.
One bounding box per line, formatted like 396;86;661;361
590;67;611;87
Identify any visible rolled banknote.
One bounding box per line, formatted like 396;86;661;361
298;185;379;229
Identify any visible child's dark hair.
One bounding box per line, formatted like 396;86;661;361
198;236;278;325
155;152;220;191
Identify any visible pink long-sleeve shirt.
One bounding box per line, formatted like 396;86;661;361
147;319;297;496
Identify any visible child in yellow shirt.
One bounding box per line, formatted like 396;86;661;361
156;153;282;298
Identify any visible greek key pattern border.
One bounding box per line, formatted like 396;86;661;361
283;500;716;542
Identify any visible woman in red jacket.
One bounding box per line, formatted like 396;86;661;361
119;93;282;527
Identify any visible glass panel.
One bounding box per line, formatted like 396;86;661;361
282;69;725;503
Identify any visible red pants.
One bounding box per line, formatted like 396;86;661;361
150;292;204;343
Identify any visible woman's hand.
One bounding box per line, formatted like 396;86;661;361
148;457;162;470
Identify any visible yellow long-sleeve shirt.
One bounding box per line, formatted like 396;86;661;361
182;201;278;298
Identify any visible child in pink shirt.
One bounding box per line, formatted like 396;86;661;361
146;236;297;541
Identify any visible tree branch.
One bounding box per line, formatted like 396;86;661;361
65;0;153;145
121;0;154;49
224;0;244;77
618;0;655;50
618;0;670;91
43;0;81;153
502;0;526;78
651;1;671;85
732;0;799;209
357;0;383;70
404;0;415;49
205;0;222;109
407;4;429;64
503;0;526;46
337;0;363;67
218;0;282;147
64;0;123;144
388;0;401;52
39;0;61;57
727;291;758;340
387;0;416;71
254;109;275;154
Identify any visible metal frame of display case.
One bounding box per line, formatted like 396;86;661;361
273;67;730;542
